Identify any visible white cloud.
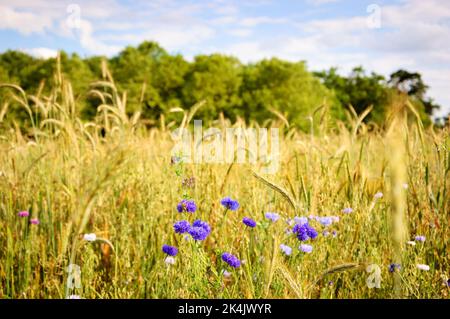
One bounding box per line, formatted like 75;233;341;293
0;0;448;115
0;4;53;35
306;0;340;5
239;16;287;27
21;47;58;59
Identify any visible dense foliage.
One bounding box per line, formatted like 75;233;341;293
0;41;444;130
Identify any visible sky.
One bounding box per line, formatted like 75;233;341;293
0;0;449;117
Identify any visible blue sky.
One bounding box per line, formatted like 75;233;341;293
0;0;449;116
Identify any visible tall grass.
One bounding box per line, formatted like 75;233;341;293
0;57;448;299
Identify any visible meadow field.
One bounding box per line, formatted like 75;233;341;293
0;63;448;299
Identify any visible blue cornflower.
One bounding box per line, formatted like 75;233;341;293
299;244;313;253
177;199;197;213
414;235;426;242
162;244;178;256
221;252;241;268
174;220;191;234
294;216;309;225
243;217;257;228
342;207;353;214
192;219;211;234
188;219;211;241
265;212;280;222
280;244;292;256
220;197;240;211
293;223;318;241
389;263;401;273
318;216;333;227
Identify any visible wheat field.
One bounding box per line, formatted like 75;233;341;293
0;61;448;299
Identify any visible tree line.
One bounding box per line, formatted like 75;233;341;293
0;41;445;130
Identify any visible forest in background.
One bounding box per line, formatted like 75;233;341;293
0;41;446;131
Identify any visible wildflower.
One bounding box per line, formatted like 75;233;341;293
331;216;340;223
294;216;308;225
332;230;338;238
18;211;30;217
416;264;430;271
265;212;280;222
188;220;211;241
447;279;450;287
220;197;240;211
406;241;416;246
402;183;408;190
164;256;176;265
171;155;182;165
30;218;40;225
292;223;318;241
318;217;333;227
177;199;197;213
242;217;257;228
182;177;195;188
162;244;178;256
192;219;211;234
389;263;401;273
221;269;231;278
299;244;313;253
67;295;81;299
279;244;292;256
374;192;383;199
83;233;97;242
414;235;426;242
221;252;241;268
342;207;353;214
328;281;334;286
174;220;191;234
323;230;330;237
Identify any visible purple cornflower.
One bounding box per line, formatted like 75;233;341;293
342;207;353;214
177;199;197;213
299;244;313;253
30;218;40;225
414;235;426;242
18;211;30;218
280;244;292;256
265;212;280;222
174;220;191;234
389;263;401;273
294;216;309;225
220;197;240;211
318;216;333;227
292;223;318;241
374;192;383;199
242;217;257;228
162;244;178;256
188;219;211;241
221;252;241;268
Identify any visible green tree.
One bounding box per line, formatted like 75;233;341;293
242;58;340;129
182;54;242;121
388;69;440;116
315;67;389;124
